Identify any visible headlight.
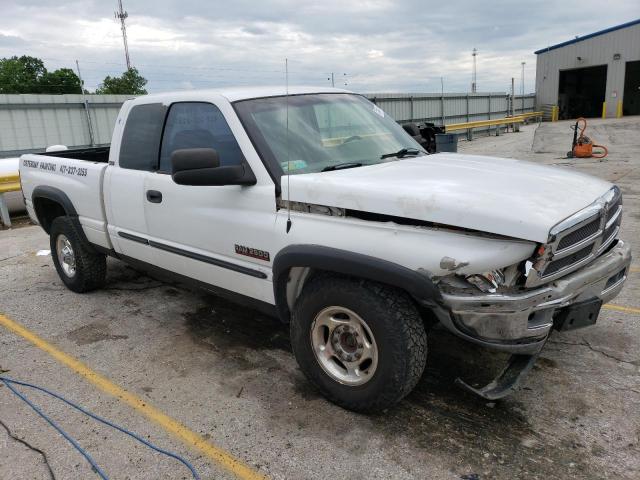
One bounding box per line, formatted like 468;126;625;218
465;270;505;293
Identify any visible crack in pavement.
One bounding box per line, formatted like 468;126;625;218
0;418;56;480
582;339;639;366
104;282;165;291
4;282;166;294
0;281;64;294
549;339;639;366
0;253;26;263
604;382;640;396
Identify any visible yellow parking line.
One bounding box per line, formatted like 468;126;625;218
603;304;640;315
0;313;266;480
629;267;640;273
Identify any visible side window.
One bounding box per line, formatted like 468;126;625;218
159;102;245;173
119;103;166;171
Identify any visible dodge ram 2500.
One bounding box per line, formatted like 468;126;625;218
19;87;631;411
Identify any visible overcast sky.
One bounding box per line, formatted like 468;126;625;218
1;1;637;94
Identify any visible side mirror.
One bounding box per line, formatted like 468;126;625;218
170;148;256;186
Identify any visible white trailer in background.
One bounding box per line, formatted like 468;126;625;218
0;157;25;227
0;146;67;224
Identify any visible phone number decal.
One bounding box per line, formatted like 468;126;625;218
59;165;88;177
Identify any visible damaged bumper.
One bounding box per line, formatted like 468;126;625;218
437;240;631;355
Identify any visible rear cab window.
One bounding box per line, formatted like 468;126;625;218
119;103;167;171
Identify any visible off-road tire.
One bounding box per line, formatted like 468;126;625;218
50;216;106;293
291;275;428;412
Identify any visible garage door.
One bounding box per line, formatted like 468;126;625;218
558;65;607;119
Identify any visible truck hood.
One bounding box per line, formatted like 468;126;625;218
281;153;613;242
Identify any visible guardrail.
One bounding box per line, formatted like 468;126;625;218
0;173;20;193
516;111;544;120
445;111;543;138
0;172;21;227
445;117;523;132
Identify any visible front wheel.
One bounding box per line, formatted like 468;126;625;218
291;276;427;412
50;216;106;293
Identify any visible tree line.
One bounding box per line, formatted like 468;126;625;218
0;56;148;95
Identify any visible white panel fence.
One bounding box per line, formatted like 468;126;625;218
0;92;536;158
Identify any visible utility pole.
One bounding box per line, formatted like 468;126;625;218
75;60;95;147
471;48;477;93
511;77;515;117
521;61;526;113
440;76;445;126
115;0;131;69
327;72;348;87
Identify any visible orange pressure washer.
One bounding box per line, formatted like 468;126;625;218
566;117;608;159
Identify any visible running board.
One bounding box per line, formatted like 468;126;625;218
455;353;540;400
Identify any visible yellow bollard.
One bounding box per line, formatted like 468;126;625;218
602;102;607;119
616;100;623;118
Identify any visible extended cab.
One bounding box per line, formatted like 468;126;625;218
19;87;631;411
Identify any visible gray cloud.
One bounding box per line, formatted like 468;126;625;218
0;33;27;47
0;0;637;93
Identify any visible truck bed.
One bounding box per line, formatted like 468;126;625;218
44;146;110;163
19;150;111;249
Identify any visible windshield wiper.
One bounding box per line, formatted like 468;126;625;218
380;148;421;159
321;162;363;172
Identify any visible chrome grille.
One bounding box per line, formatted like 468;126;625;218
557;216;600;250
605;195;622;224
526;187;622;287
603;221;618;243
544;245;593;276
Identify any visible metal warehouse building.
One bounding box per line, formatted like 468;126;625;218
535;19;640;120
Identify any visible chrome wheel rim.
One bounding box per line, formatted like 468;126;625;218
56;234;76;278
310;306;378;386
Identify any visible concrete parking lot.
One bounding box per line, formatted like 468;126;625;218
1;117;639;480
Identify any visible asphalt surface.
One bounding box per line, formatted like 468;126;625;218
1;117;639;479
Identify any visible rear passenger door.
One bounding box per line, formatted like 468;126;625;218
143;101;276;303
104;102;166;264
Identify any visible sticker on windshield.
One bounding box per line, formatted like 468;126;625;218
373;105;385;118
280;160;307;171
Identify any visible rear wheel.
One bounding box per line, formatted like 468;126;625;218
291;275;427;412
50;216;106;293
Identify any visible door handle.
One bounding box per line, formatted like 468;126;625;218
146;190;163;203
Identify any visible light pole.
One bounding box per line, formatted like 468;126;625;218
521;61;526;113
75;60;95;147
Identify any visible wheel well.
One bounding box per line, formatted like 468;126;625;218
282;267;438;329
33;197;67;233
273;245;442;324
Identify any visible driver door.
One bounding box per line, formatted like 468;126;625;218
143;101;275;303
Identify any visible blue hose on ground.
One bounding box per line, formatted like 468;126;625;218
1;377;108;479
0;376;200;480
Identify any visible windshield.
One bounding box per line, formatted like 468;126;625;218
234;93;425;176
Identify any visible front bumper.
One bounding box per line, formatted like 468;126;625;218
437;240;631;355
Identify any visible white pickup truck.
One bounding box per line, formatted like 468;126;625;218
19;87;631;411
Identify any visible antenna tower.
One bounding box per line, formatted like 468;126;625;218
471;48;477;93
115;0;132;69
